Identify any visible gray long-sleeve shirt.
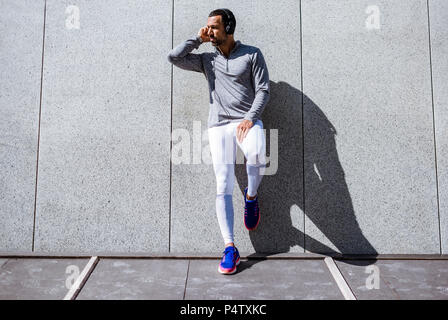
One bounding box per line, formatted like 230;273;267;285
167;36;270;128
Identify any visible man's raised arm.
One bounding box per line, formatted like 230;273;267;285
167;35;205;73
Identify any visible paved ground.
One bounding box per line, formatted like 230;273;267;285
0;254;447;300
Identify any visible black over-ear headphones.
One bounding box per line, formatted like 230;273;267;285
220;8;235;34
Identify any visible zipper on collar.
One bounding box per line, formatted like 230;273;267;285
216;48;229;72
216;41;239;72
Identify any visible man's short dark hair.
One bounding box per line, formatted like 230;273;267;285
208;8;236;35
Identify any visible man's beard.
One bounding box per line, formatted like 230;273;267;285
210;36;225;46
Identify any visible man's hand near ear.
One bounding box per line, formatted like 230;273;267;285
198;26;211;42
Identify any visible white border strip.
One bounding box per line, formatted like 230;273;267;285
63;256;99;300
324;257;356;300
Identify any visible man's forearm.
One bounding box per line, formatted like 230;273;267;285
244;90;270;124
167;36;202;60
167;36;204;73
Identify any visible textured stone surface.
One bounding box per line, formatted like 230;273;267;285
77;259;188;299
170;0;304;253
33;0;172;252
0;258;88;299
1;1;444;255
185;259;343;299
430;0;448;254
302;0;439;254
0;0;44;251
336;259;448;299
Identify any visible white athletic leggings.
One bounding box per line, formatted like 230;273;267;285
208;119;267;244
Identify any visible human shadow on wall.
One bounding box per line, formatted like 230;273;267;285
234;81;378;269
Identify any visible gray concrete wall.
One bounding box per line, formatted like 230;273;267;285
34;0;172;253
0;0;45;251
0;0;445;254
302;0;439;254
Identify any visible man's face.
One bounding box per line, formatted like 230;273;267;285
206;15;228;47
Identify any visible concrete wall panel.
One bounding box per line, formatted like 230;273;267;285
0;0;45;251
170;0;303;253
302;0;439;254
33;0;172;252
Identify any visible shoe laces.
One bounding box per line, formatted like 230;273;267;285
244;198;259;217
222;246;236;263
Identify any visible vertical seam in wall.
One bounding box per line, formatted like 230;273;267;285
32;0;47;252
299;0;305;253
168;0;174;253
426;0;442;255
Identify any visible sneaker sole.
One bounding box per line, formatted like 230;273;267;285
218;257;240;275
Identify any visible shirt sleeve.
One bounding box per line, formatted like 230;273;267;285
167;36;205;73
244;48;270;124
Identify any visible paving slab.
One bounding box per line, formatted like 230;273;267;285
77;259;188;300
185;259;343;300
0;258;88;300
335;259;448;299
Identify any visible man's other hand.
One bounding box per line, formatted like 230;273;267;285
236;120;254;143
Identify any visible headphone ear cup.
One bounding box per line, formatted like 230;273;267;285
221;8;233;34
227;22;233;34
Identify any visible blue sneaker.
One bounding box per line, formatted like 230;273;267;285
218;246;240;274
244;187;260;230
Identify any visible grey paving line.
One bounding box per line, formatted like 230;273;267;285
0;252;325;259
63;256;99;300
0;259;8;269
324;257;356;300
1;252;447;260
183;260;190;300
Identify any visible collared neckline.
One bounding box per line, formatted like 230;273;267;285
215;40;241;57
